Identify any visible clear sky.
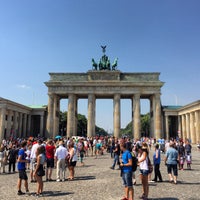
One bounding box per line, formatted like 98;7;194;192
0;1;200;133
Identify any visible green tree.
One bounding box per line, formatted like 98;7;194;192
59;111;108;137
120;113;150;138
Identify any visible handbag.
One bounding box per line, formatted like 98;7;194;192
148;156;153;173
37;164;45;176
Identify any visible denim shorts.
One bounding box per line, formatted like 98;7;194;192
122;171;133;187
140;169;149;176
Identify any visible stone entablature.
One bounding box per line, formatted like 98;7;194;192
48;71;162;83
45;71;164;98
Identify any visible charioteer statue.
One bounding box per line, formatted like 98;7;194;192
92;46;118;71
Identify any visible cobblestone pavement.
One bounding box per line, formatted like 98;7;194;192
0;147;200;200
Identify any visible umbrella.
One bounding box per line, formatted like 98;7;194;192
55;135;62;139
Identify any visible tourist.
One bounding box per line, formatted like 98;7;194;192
17;141;29;195
152;144;163;182
197;141;200;151
8;144;18;173
33;145;46;197
177;141;185;170
67;141;78;180
119;141;133;200
25;144;31;170
30;139;42;182
55;140;68;182
79;145;85;166
110;138;120;170
0;145;7;173
45;139;55;181
137;142;149;200
185;139;192;169
164;141;178;184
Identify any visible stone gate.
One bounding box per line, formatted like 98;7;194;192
45;70;164;139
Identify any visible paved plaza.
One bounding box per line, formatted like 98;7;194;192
0;147;200;200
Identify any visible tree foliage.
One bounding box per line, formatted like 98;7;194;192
59;111;108;136
120;113;150;138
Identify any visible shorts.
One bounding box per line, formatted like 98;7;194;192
140;169;149;176
18;169;28;180
30;158;36;170
46;158;54;168
69;161;77;167
167;164;178;176
122;171;133;187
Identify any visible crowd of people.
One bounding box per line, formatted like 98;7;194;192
109;137;194;200
0;135;195;199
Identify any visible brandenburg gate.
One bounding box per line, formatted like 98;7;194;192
45;47;164;139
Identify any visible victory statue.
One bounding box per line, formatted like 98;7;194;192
92;46;118;71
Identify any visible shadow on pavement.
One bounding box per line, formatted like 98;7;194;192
150;198;179;200
74;175;96;181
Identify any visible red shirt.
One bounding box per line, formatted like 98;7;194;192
45;145;55;159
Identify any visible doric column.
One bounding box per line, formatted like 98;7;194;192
40;115;44;137
132;94;140;139
0;107;6;142
27;114;31;136
165;115;169;141
7;110;12;139
190;112;196;144
113;94;121;138
185;113;190;140
22;113;27;138
13;111;18;136
67;94;75;138
74;96;78;136
195;111;200;144
46;94;54;138
149;97;154;138
18;113;23;138
53;95;60;138
154;93;162;139
87;94;96;137
178;115;182;137
181;114;186;141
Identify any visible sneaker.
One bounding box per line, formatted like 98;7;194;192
25;190;30;196
62;179;65;182
56;179;61;182
110;167;114;170
148;180;155;183
17;191;25;195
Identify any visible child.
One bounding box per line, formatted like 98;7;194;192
186;153;192;169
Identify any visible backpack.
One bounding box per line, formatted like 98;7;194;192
131;152;138;172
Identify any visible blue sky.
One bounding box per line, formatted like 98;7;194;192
0;1;200;132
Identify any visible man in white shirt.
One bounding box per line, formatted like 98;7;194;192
30;139;42;182
55;140;68;182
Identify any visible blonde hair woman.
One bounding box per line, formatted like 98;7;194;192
137;143;149;200
33;145;46;197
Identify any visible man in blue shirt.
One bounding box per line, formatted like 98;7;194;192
119;141;133;200
17;141;29;195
